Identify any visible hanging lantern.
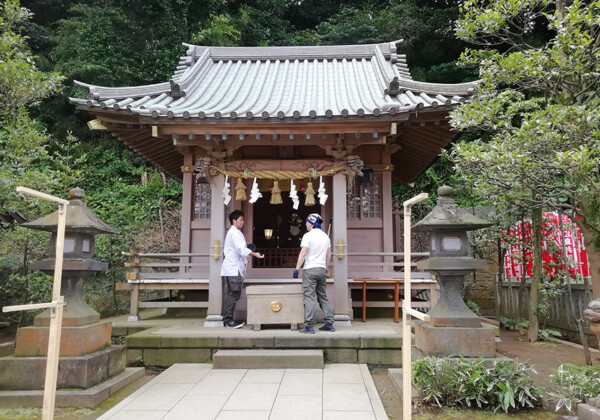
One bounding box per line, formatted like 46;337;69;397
235;178;247;201
305;181;316;206
270;180;283;205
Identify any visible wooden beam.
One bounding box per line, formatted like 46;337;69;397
154;122;395;136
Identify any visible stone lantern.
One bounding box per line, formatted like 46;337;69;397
412;186;496;357
0;188;140;400
21;187;118;330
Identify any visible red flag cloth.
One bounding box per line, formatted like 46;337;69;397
503;213;589;282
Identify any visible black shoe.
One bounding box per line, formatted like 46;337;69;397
226;321;245;329
319;323;335;332
299;326;315;334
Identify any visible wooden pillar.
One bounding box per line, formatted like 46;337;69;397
204;174;226;327
332;172;351;326
381;160;394;273
179;155;194;269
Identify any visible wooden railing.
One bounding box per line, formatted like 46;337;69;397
253;248;298;268
500;277;594;341
119;249;438;322
342;251;437;318
119;251;212;321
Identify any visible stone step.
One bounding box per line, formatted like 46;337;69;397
213;349;324;369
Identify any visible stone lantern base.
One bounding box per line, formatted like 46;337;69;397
14;321;112;357
414;321;497;357
0;345;126;390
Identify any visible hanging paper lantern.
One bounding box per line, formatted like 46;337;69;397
235;178;247;201
270;180;283;204
305;181;316;206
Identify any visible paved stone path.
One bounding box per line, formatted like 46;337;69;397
98;363;387;420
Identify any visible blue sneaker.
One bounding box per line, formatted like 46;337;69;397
299;326;315;334
319;323;335;332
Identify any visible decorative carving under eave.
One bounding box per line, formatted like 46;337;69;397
320;135;349;159
344;155;364;177
195;157;219;181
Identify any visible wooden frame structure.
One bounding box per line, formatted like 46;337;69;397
70;41;477;325
3;187;69;420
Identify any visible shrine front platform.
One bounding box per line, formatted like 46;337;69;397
108;311;407;368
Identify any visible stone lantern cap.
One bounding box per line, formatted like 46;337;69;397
21;187;118;235
413;186;493;231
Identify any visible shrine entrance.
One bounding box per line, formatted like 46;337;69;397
252;183;322;268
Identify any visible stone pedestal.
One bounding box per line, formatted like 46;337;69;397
247;285;304;330
0;346;126;390
579;403;600;420
414;321;496;357
14;321;112;357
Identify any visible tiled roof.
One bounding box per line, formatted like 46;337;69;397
70;41;476;120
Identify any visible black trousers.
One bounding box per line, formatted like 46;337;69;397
222;274;243;323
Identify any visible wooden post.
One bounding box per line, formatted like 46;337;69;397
402;193;428;420
3;187;69;420
205;174;226;326
332;172;349;323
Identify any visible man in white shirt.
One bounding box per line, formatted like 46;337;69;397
293;213;335;334
221;210;263;328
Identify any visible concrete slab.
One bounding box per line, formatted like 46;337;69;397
324;363;363;384
213;349;324;369
97;364;387;420
278;371;323;396
271;395;322;419
222;383;279;410
323;383;373;411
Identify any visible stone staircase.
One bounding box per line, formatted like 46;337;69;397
213;349;324;369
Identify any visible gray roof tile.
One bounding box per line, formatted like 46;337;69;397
71;41;476;120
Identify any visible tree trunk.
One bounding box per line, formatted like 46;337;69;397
528;207;542;342
496;238;504;319
517;216;528;335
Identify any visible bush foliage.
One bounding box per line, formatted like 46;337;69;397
412;356;544;413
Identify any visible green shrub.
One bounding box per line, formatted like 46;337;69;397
499;315;519;330
413;356;544;413
548;363;600;414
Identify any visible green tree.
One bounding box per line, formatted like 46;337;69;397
0;0;64;213
449;0;600;341
0;0;70;327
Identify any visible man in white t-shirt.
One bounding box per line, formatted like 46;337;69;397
221;210;264;328
293;213;335;333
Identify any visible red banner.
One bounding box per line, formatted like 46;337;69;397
503;213;589;281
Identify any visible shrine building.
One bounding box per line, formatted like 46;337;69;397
70;41;477;326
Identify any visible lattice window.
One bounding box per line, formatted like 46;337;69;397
347;174;381;219
194;182;211;219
